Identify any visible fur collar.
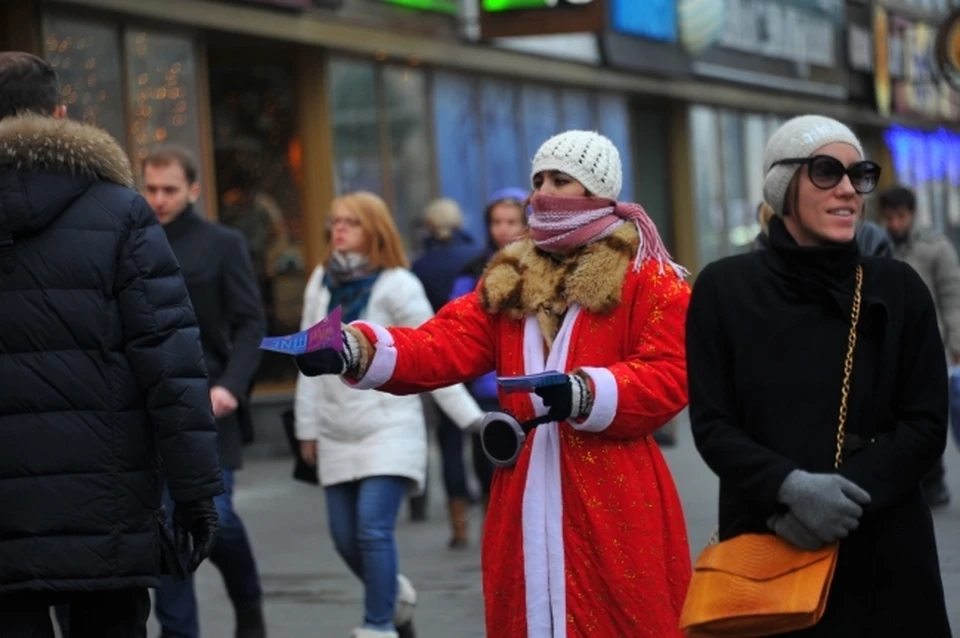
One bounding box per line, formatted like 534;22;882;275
479;223;638;345
0;113;134;188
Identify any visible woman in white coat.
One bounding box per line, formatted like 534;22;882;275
294;191;483;638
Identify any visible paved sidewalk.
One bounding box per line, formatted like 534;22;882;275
141;414;960;637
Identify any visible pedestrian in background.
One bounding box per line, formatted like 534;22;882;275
142;146;268;638
409;198;484;543
294;191;483;638
688;115;950;636
879;185;960;508
0;51;222;638
295;131;694;636
449;186;529;523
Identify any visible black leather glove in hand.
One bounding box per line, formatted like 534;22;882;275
534;374;591;422
173;498;219;572
295;329;360;377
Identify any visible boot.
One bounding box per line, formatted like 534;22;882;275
236;603;267;638
447;497;469;549
394;574;417;638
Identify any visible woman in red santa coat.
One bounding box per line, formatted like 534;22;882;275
297;130;693;638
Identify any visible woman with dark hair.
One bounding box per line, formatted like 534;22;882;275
448;187;529;521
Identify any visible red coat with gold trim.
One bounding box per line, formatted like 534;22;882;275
349;225;692;637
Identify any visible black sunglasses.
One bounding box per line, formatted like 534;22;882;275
771;155;881;195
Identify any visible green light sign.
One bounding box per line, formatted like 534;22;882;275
383;0;458;14
483;0;549;10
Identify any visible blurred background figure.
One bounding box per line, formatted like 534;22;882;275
879;185;960;509
294;191;482;638
449;187;529;521
142;145;268;638
409;198;483;545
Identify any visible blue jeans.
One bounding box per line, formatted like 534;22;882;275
154;469;263;638
325;476;409;631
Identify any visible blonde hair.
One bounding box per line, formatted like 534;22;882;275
757;201;776;234
423;198;464;242
321;191;409;270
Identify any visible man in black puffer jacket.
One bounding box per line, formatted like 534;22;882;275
0;52;223;638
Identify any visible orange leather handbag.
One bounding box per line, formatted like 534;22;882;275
679;265;863;638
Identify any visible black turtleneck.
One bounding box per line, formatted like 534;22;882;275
162;205;266;468
686;216;947;534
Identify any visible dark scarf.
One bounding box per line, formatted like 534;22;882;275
764;215;861;321
323;252;380;323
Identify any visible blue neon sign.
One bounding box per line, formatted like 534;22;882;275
610;0;677;42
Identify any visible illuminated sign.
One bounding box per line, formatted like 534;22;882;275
483;0;594;10
384;0;457;13
612;0;676;42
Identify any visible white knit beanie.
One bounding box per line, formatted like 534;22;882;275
763;115;864;217
531;130;623;200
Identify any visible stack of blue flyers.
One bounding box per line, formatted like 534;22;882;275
497;371;568;394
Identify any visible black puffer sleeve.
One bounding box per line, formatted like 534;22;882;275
115;196;224;503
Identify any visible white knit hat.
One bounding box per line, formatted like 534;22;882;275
531;130;623;200
763;115;864;217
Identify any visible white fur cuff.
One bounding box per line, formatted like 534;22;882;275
341;321;397;390
572;367;618;432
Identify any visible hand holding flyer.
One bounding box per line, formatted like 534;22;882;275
259;306;344;355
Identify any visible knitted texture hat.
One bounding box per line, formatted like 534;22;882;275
763;115;864;216
531;130;622;200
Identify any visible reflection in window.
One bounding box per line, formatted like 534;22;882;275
329;60;382;196
561;89;594;131
42;15;126;144
690;106;724;267
521;84;560;168
432;71;484;241
124;30;203;192
210;64;305;387
598;94;635;203
383;66;431;244
720;111;751;252
481;78;526;194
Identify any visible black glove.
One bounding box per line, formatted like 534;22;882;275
533;374;591;422
173;498;219;572
295;329;360;377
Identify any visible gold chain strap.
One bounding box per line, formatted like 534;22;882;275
834;265;863;469
707;265;864;546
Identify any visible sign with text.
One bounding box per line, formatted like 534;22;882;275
611;0;676;42
479;0;606;38
886;11;960;120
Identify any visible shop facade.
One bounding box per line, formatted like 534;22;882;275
6;0;958;445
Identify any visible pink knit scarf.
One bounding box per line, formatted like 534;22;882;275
528;194;688;278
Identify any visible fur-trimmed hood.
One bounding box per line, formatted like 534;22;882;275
479;223;638;345
0;113;134;235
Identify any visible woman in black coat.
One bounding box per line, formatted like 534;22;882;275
686;115;951;637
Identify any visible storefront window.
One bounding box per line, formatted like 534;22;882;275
329;60;382;196
42;15;126;145
383;66;431;243
598;94;636;204
690;106;725;267
210;63;305;387
124;29;203;192
432;71;485;241
561;89;594;131
521;84;561;169
481;78;526;196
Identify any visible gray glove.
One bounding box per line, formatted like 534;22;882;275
767;513;826;551
777;470;871;543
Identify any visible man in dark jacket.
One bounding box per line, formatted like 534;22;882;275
0;52;222;637
141;146;267;638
